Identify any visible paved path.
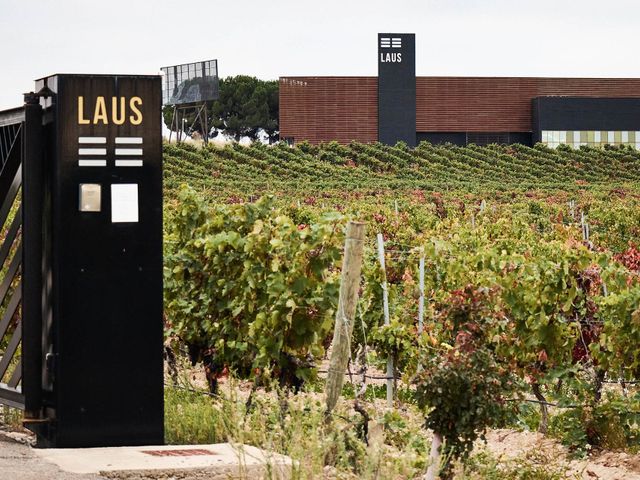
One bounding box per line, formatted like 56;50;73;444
0;431;291;479
0;431;105;480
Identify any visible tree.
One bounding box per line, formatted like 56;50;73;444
262;79;279;143
210;76;279;142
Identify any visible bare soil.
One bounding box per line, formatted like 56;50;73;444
176;365;640;479
482;429;640;480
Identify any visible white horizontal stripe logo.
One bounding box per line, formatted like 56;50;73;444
115;137;143;144
115;159;143;167
115;148;143;156
78;159;107;167
78;148;107;155
78;137;107;144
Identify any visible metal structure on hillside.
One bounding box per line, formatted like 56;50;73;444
161;59;219;144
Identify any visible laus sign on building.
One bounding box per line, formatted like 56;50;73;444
378;33;416;147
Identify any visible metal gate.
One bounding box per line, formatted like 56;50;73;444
0;96;45;418
0;107;25;410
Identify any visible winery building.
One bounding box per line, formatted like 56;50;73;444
279;34;640;148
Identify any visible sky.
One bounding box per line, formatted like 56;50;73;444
1;0;640;110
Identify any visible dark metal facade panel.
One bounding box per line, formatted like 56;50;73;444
416;77;640;133
279;77;378;144
533;97;640;131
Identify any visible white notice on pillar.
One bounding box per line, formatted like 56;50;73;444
111;184;139;223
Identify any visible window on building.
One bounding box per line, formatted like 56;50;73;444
467;132;511;145
540;130;640;149
559;131;567;144
614;131;622;144
622;131;629;144
566;131;574;145
579;131;588;145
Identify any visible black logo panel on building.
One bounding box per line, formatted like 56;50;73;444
378;33;416;147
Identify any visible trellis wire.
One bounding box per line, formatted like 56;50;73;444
175;212;639;422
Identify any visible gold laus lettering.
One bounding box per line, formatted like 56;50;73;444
77;96;144;125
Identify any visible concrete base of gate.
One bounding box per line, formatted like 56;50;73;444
33;443;292;479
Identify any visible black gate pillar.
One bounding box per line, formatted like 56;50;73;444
27;74;164;448
22;92;45;422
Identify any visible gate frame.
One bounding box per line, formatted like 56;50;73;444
0;91;48;421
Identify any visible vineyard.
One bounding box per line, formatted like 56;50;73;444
163;141;640;479
163;140;640;196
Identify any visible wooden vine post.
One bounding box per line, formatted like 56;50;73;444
325;221;366;416
418;255;425;334
424;433;443;480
